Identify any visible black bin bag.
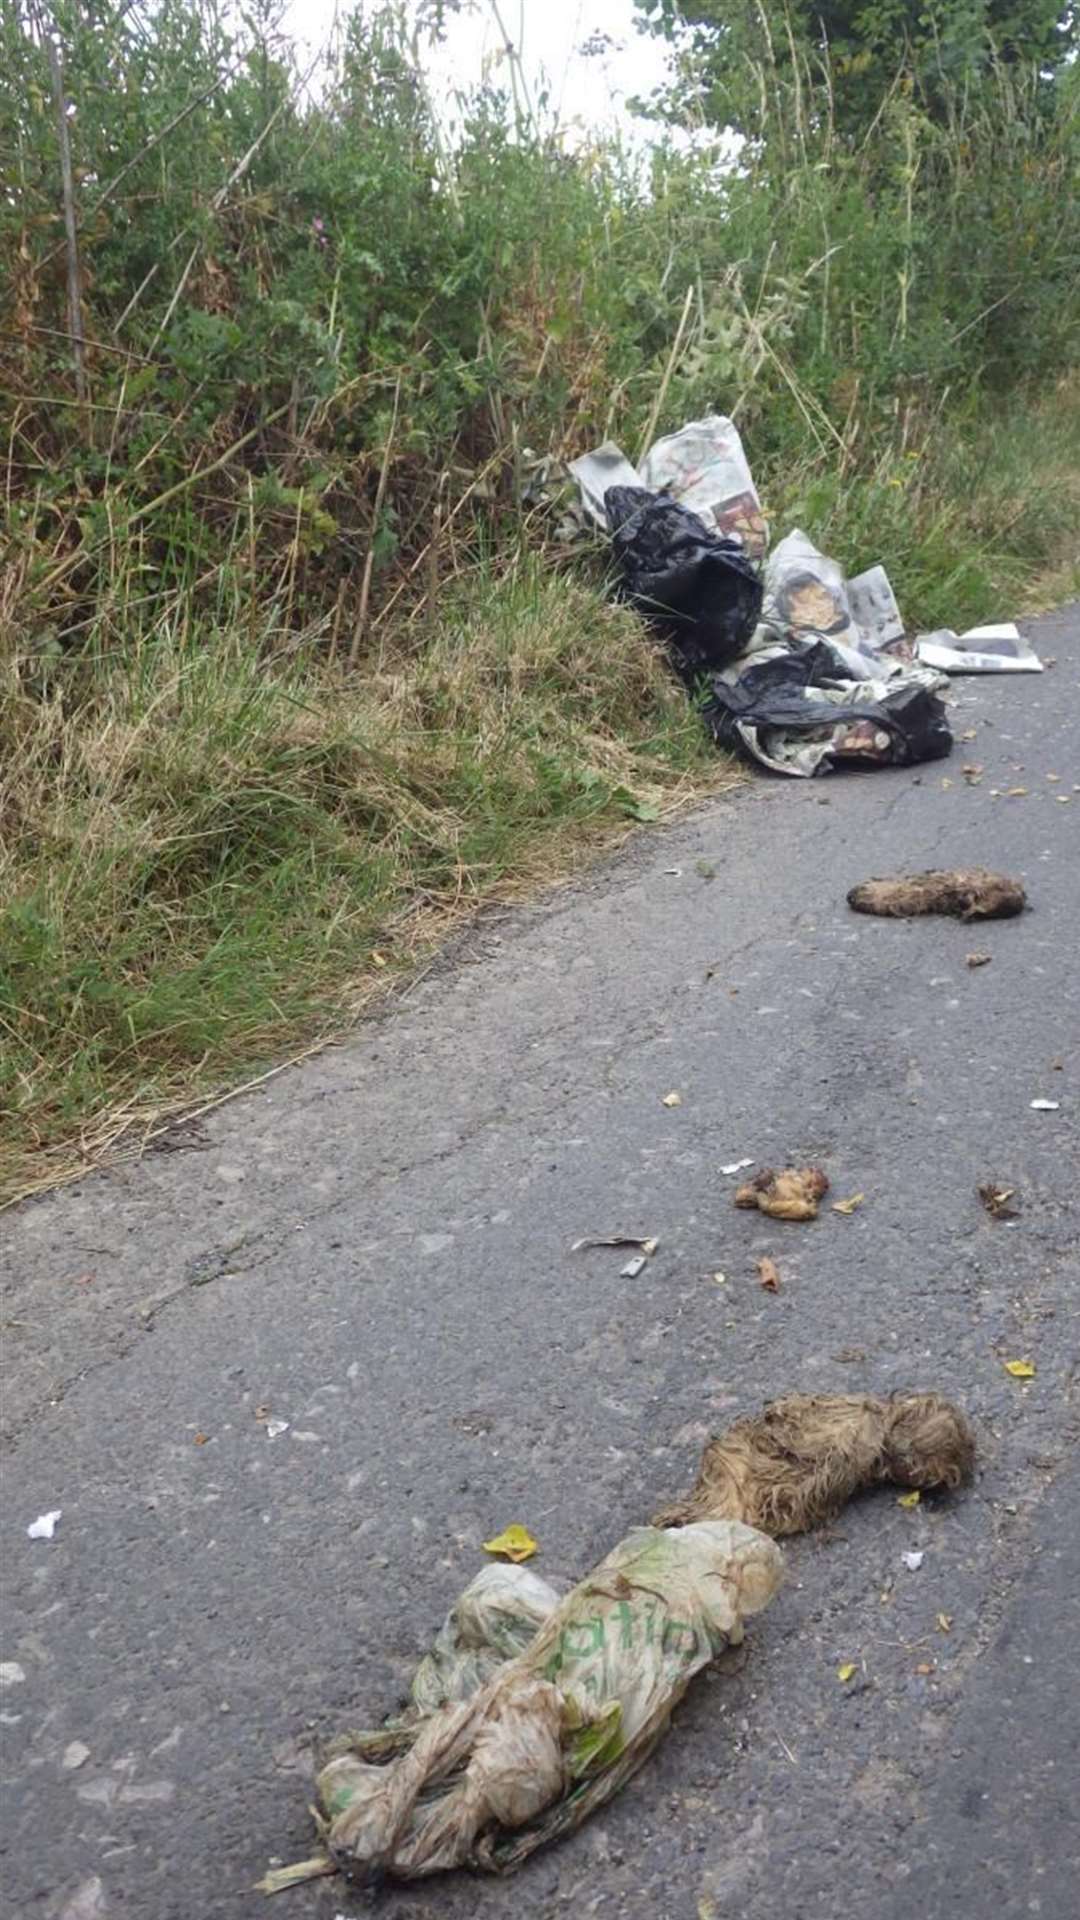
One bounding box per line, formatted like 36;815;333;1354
605;485;763;683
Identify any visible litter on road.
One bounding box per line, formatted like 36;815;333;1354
267;1390;968;1896
571;1234;659;1255
482;1526;539;1565
915;623;1043;673
313;1519;783;1885
570;414;1031;778
653;1392;974;1535
734;1166;829;1221
268;1390;973;1891
978;1183;1019;1220
847;869;1027;920
27;1509;61;1540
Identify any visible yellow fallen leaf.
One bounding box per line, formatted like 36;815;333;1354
936;1612;953;1633
831;1193;865;1215
837;1663;857;1683
371;950;388;969
897;1490;921;1509
1004;1358;1036;1378
662;1090;682;1108
483;1524;538;1563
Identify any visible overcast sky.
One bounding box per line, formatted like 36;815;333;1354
284;0;676;139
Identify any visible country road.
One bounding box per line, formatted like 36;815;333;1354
2;603;1078;1920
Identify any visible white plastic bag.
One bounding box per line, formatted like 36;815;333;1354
409;1563;562;1715
318;1521;783;1883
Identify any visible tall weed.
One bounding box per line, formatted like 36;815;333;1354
3;4;1077;651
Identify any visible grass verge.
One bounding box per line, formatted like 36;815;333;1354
3;379;1077;1210
0;561;737;1207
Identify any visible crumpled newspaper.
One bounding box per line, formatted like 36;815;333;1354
570;418;956;777
570;413;767;560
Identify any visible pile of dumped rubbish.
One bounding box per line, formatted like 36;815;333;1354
569;417;1042;777
263;1390;974;1893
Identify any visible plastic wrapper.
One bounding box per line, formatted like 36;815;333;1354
316;1521;782;1884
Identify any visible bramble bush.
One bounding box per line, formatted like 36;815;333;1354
3;0;1078;656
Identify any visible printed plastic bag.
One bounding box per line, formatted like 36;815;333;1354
316;1521;782;1884
409;1563;562;1717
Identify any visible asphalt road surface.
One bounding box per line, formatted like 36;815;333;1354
2;605;1078;1920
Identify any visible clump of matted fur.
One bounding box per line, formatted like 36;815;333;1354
847;870;1025;920
734;1166;829;1221
654;1392;975;1537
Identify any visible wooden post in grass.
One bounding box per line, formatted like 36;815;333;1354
46;23;88;422
350;376;401;668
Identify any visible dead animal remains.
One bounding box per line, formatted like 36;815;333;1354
847;869;1026;920
654;1391;975;1535
734;1166;829;1221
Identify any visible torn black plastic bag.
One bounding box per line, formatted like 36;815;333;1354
703;642;953;778
604;485;763;681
